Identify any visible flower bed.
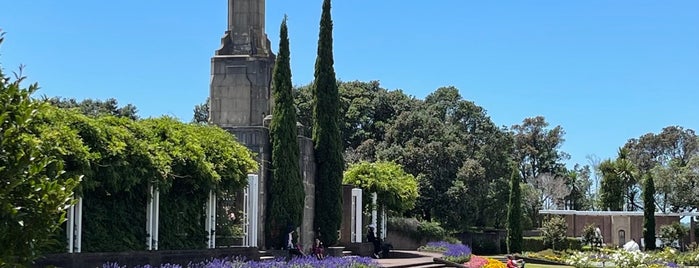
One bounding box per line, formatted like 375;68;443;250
102;256;378;268
419;241;472;263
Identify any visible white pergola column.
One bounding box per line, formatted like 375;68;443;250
66;197;83;253
371;192;378;229
244;174;259;247
206;190;217;248
146;185;160;250
351;188;363;243
380;205;387;240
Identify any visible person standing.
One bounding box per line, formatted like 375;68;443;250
367;225;381;258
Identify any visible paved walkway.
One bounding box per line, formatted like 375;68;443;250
375;250;444;267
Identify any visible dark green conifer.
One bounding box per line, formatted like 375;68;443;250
643;174;656;250
507;169;523;253
267;16;305;248
312;0;344;245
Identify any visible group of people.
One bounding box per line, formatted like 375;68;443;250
285;224;391;260
286;227;326;260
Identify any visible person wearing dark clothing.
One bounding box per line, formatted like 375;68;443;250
367;225;381;258
312;238;325;260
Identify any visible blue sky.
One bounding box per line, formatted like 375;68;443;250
2;1;698;169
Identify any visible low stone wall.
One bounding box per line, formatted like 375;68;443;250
386;230;424;250
34;247;259;268
343;242;375;257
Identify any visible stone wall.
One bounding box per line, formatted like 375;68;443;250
226;126;270;248
298;136;316;251
210;55;274;128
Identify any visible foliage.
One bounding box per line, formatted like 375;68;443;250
581;224;597;247
266;16;305;249
511;116;569;227
624;126;699;213
343;161;418;214
387;217;453;242
564;164;594;210
511;116;569;183
46;96;138;120
36;108;257;252
417;221;449;242
542;216;567;250
643;173;657;250
312;0;344;246
599;157;625;211
192;97;209;124
0;51;80;265
507;170;523;253
659;222;688;248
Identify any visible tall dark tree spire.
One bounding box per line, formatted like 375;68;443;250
312;0;344;245
643;173;656;250
507;169;523;253
266;16;305;248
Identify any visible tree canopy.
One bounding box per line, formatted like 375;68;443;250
343;161;418;214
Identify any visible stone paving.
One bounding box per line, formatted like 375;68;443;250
375;250;445;267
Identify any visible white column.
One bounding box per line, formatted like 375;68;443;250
67;203;75;253
246;174;259;247
371;192;378;229
351;188;363;243
206;190;218;248
146;185;153;250
76;198;83;252
243;182;250;247
153;188;160;250
380;205;387;240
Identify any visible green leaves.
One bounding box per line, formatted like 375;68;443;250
1;61;79;265
343;161;418;214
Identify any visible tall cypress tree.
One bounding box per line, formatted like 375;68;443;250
312;0;344;245
643;173;656;250
266;16;305;248
507;169;523;253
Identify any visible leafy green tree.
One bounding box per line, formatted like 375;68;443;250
312;0;344;245
0;42;80;265
46;97;138;120
542;216;567;250
642;174;656;250
343;161;418;214
625;126;698;212
343;161;418;238
599;158;625;211
564;164;593;210
512;116;569;226
506;170;523;253
192;97;209;123
266;16;305;248
377;87;513;230
512;116;569;183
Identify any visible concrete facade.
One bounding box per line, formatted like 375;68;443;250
541;210;694;247
209;0;316;250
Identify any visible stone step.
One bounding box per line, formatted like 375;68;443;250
389;261;446;268
259;255;275;261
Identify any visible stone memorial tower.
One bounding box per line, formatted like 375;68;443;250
209;0;316;250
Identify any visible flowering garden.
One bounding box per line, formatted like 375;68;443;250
521;246;699;268
102;256;378;268
419;240;699;268
419;241;506;268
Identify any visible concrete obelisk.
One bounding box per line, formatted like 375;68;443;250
209;0;275;249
